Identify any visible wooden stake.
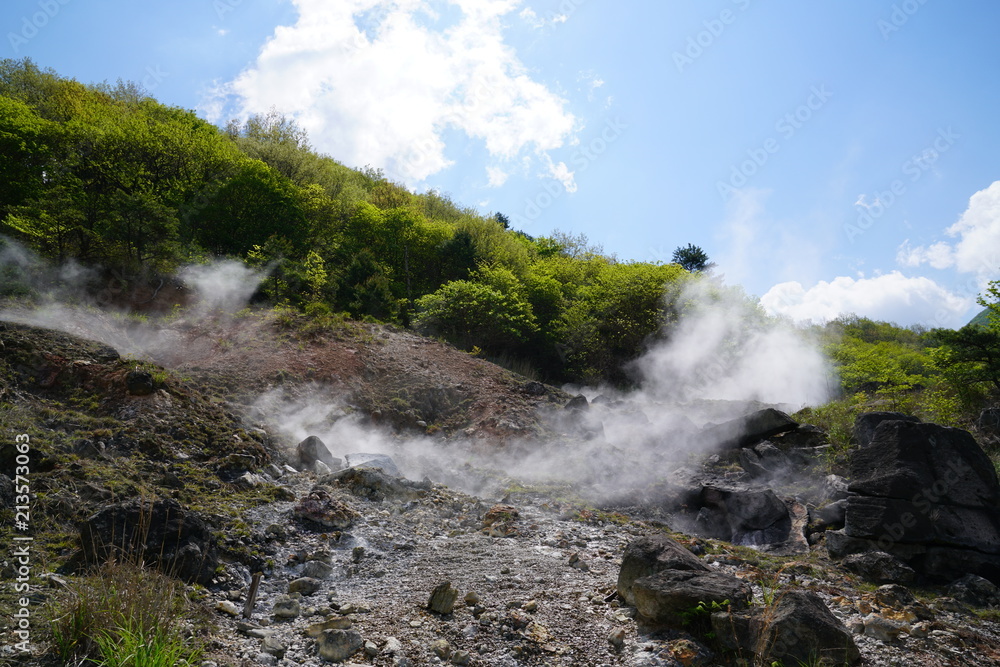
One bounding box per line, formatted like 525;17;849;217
243;572;263;619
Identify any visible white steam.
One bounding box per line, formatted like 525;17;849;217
636;281;832;407
248;279;834;500
180;261;266;315
0;239;268;360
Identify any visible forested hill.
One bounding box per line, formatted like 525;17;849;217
0;57;704;386
6;57;1000;419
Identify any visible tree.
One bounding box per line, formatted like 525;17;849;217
672;243;714;272
414;271;538;352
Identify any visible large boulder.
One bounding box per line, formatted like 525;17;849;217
848;419;1000;506
852;412;919;448
831;418;1000;583
696;486;791;547
632;569;751;627
80;498;219;584
739;441;791;479
705;408;798;449
713;590;860;666
617;535;707;605
321;465;428;502
297;436;342;472
841;551;916;585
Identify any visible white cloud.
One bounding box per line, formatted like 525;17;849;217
518;7;542;28
760;271;974;328
895;181;1000;282
206;0;578;185
945;180;1000;276
544;156;576;193
486;166;508;187
896;240;954;270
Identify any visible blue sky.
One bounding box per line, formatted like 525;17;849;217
3;0;1000;328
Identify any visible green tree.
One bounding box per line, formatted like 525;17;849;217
934;325;1000;394
554;262;687;384
189;160;306;256
336;248;397;320
672;243;713;272
414;270;538;352
0;95;54;214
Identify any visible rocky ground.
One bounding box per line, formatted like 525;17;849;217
3;308;1000;666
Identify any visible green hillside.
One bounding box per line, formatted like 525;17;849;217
970;307;992;328
0;58;699;386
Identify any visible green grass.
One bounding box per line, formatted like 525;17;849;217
47;561;207;666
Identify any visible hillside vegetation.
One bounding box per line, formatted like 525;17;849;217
0;58;697;386
3;57;1000;427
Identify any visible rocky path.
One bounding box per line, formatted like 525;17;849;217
203;468;645;666
198;458;1000;667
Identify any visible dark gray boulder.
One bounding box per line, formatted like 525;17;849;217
852;412;919;448
632;569;751;627
848;420;1000;507
617;535;707;605
80;498;219;584
705;408;798;449
739;441;790;479
297;436;342;472
714;590;860;666
697;486;791;547
125;369;155;396
948;574;1000;608
841;551;916;585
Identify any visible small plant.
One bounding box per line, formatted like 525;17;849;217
679;598;729;636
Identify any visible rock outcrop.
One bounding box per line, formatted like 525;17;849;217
827;416;1000;583
80;498;219;585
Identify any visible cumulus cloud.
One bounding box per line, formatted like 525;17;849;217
896;240;954;270
760;271;974;328
206;0;578;187
896;181;1000;282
